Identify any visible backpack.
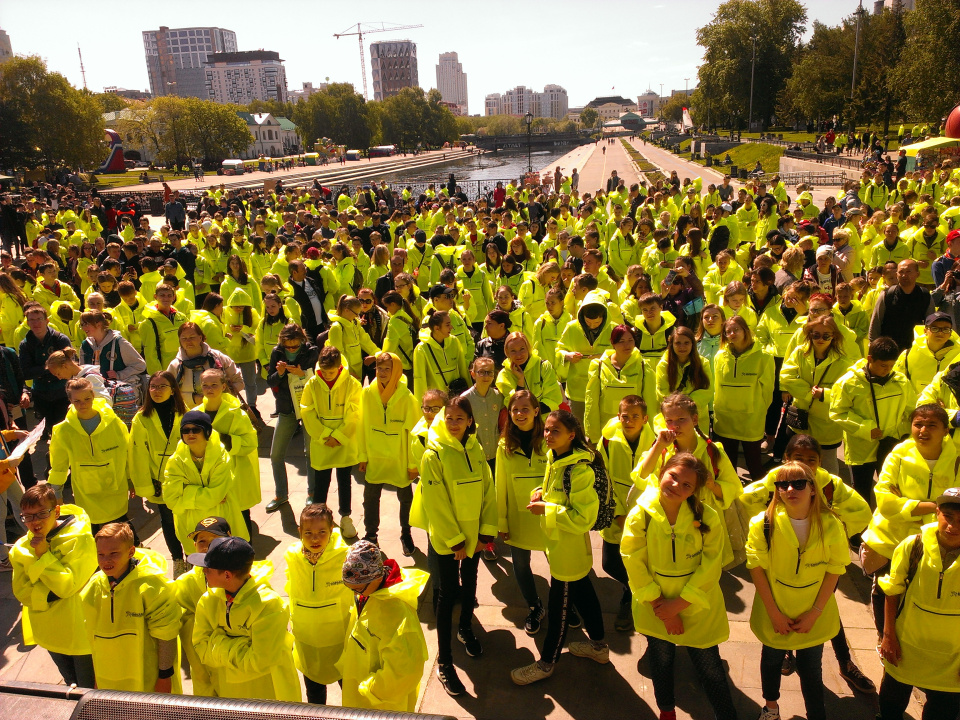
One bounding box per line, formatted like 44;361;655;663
561;450;616;531
104;378;140;428
351;265;364;295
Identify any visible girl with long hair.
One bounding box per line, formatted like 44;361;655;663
622;452;738;720
746;462;849;720
496;390;550;635
656;326;713;435
510;410;608;686
129;371;189;575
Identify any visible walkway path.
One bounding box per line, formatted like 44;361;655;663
538;140;644;197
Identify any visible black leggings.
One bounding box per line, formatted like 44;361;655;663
156;503;184;561
760;644;825;720
315;466;353;516
878;672;960;720
715;435;764;481
645;636;738;720
540;574;604;665
303;675;326;705
850;462;879;510
434;549;480;665
601;540;631;604
91;514;140;546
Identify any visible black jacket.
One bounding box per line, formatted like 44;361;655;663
289;276;327;338
267;342;320;415
18;328;71;400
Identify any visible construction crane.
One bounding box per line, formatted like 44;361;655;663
334;22;424;101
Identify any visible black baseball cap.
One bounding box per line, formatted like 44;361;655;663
428;284;456;300
925;312;953;328
188;516;232;540
187;536;255;571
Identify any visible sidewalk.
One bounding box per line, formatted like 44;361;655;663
539;140;643;197
0;373;920;719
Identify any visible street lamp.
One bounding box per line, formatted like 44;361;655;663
748;34;757;131
525;111;533;173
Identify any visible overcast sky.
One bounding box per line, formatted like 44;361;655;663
1;0;856;113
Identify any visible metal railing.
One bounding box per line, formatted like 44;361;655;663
92;179;528;216
757;170;849;188
783;149;867;170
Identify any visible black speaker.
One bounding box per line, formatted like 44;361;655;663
0;681;455;720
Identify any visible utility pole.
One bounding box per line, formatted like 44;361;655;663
748;35;757;131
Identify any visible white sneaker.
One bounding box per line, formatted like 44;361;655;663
757;706;780;720
568;640;610;664
340;515;358;539
510;661;554;685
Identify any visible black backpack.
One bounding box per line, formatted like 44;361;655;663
351;265;364;295
562;451;616;531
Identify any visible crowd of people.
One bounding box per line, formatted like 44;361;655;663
2;154;960;720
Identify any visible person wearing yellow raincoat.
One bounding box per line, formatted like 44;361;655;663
48;380;130;528
285;505;353;705
81;523;182;693
191;536;300;702
598;396;655;633
338;539;429;712
300;346;362;535
357;352;419;552
746;462;850;720
877;489;960;720
412;394;497;697
11;485;97;687
162;410;249;553
621;454;737;720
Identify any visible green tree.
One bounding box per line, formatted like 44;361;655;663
659;94;688;123
379;87;427;151
245;98;295;119
891;0;960;122
292;83;372;150
182;99;253;167
579;106;599;129
424;88;458;146
0;56;105;169
695;0;807;129
92;91;129;114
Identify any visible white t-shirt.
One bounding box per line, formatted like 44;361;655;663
789;516;811;547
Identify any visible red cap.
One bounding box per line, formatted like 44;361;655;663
947;229;960;244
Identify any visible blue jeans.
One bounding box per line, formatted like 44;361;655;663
270;412;313;499
237;360;259;408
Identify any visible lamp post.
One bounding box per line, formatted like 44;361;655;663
851;0;864;101
748;34;757;131
525;111;533;173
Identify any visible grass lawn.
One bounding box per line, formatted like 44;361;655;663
682;142;785;173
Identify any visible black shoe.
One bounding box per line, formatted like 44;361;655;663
568;607;582;629
524;603;544;635
457;627;483;657
437;662;466;696
614;600;634;633
265;497;288;513
400;533;416;557
269;411;279;418
839;660;876;694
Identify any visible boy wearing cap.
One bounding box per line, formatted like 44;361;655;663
81;522;182;693
191;536;300;702
877;488;960;719
338;540;429;712
174;516;232;697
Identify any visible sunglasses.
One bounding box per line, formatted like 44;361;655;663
809;332;833;341
181;425;204;435
358;298;374;305
774;479;809;492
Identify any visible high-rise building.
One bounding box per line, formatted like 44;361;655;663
0;28;12;65
370;40;418;101
484;84;569;119
436;52;467;115
143;26;237;98
204;50;288;104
